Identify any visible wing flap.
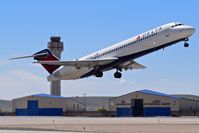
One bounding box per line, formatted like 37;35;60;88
120;60;146;70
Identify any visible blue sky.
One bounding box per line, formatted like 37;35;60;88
0;0;199;99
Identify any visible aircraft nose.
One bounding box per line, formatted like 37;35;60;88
184;25;196;36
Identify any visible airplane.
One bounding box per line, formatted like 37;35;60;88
10;22;195;81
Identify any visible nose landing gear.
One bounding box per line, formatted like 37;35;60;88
184;38;189;48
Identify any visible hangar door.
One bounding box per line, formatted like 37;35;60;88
144;107;171;116
117;106;132;117
27;100;39;115
132;99;144;117
116;99;144;117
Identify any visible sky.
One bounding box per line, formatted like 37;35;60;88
0;0;199;100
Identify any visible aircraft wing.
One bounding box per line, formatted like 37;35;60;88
119;60;146;70
35;57;118;68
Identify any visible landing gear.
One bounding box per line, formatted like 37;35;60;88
184;38;189;48
184;43;189;47
114;71;122;79
95;71;103;78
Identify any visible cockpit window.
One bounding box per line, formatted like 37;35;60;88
176;24;183;26
171;23;184;28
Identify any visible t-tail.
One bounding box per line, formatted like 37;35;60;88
10;49;61;74
33;49;61;74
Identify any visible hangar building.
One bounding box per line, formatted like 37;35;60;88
70;96;111;111
12;94;84;116
12;94;111;116
12;90;199;116
109;89;180;117
172;94;199;116
109;89;199;117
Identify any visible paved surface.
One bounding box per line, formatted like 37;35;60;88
0;116;199;133
0;130;79;133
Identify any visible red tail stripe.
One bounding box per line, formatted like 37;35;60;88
40;54;60;74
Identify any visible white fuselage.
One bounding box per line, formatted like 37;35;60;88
48;22;195;81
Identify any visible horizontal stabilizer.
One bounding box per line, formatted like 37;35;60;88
9;53;48;60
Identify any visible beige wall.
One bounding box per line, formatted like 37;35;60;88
179;98;199;112
109;92;179;111
13;96;68;111
65;99;84;111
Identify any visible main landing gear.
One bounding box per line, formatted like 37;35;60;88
114;70;122;79
95;69;122;79
95;71;103;78
184;38;189;48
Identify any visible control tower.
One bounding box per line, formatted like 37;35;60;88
48;36;64;96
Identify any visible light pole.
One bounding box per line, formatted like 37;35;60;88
84;93;86;111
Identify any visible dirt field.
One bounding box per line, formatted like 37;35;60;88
0;116;199;133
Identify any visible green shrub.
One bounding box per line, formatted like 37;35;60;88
97;108;107;112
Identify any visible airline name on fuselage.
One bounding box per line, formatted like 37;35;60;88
136;26;162;40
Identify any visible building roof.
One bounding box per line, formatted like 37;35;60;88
111;89;180;100
32;94;66;99
172;94;199;101
138;89;180;99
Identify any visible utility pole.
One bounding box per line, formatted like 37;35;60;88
84;93;86;111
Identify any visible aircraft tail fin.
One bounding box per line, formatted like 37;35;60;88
33;49;61;74
10;49;61;74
